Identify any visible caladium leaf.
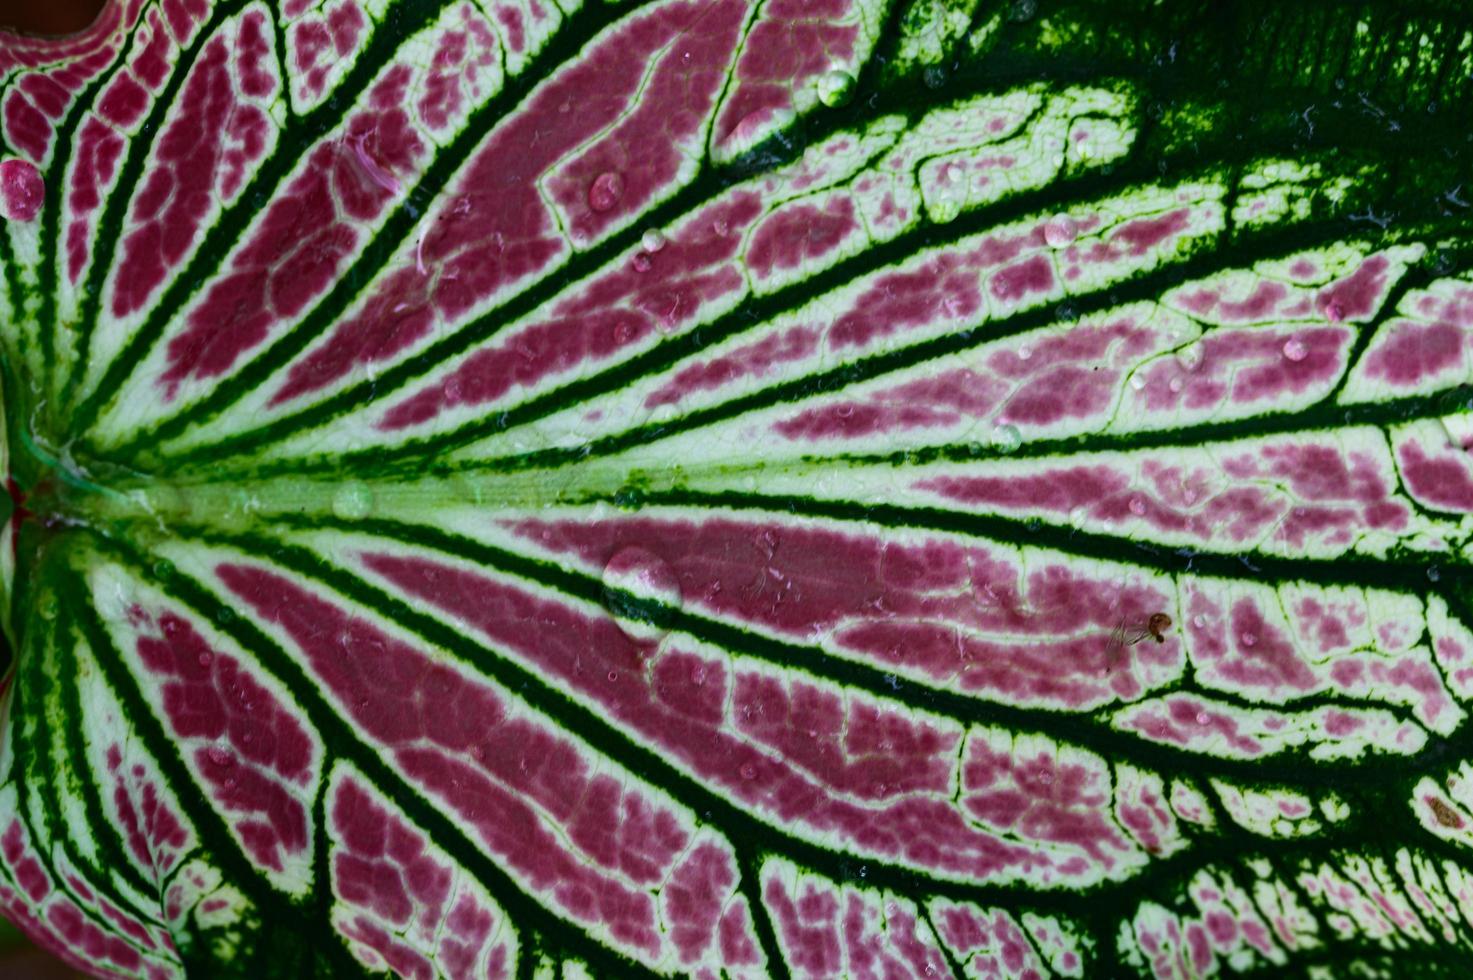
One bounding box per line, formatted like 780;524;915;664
1;0;1472;976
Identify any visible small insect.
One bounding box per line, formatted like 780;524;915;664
1103;612;1173;671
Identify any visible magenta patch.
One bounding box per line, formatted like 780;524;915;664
0;157;43;221
134;611;314;872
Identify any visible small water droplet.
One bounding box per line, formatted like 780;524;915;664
1195;711;1209;725
1322;299;1344;322
631;252;652;272
207;746;234;768
601;547;681;643
990;423;1023;454
1128;496;1147;516
1017;346;1032;361
1175;344;1203;371
1240;632;1257;648
711;217;730;238
1008;0;1037;21
587;171;623;212
1428;566;1442;583
153;559;176;581
606;670;618;682
640;228;665;253
1192;614;1207;628
1129;373;1147;391
216;606;237;626
817;69;855;108
739;763;757;780
1043;215;1077;248
332;482;374;521
0;158;45;222
1282;338;1308;362
942;161;963;184
198;652;213;669
1168;376;1184;393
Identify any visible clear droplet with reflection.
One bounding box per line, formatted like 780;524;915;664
601;546;681;643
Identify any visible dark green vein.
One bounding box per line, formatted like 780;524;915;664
91;533;657;979
63;0;461;431
298;510;1451;788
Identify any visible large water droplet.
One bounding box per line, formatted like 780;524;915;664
990;423;1023;454
817;69;855;108
0;158;44;222
641;228;665;253
1043;215;1077;248
1281;338;1308;362
587;171;623;212
601;547;681;643
332;482;374;521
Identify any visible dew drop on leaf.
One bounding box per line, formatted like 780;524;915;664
332;482;374;521
587;171;623;212
990;423;1023;453
1043;215;1077;247
640;228;665;252
601;546;681;643
817;68;855;107
1282;338;1308;361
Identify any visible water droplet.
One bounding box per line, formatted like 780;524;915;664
1009;0;1037;21
1195;711;1210;725
1428;566;1442;583
1175;344;1203;371
1282;338;1308;362
1240;632;1257;648
216;606;237;626
640;228;665;253
38;592;58;621
1322;299;1344;322
1017;346;1032;361
601;547;681;643
1192;614;1207;628
1128;496;1147;516
1043;215;1077;248
942;161;963;184
739;763;757;780
631;252;652;273
1168;376;1185;393
332;482;374;521
0;158;45;222
206;746;234;768
817;69;855;108
587;171;623;212
606;670;618;682
990;423;1023;454
1129;373;1147;391
198;652;213;669
152;559;176;581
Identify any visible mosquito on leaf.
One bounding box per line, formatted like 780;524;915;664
1103;612;1173;672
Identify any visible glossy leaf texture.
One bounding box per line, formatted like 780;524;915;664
2;0;1473;976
